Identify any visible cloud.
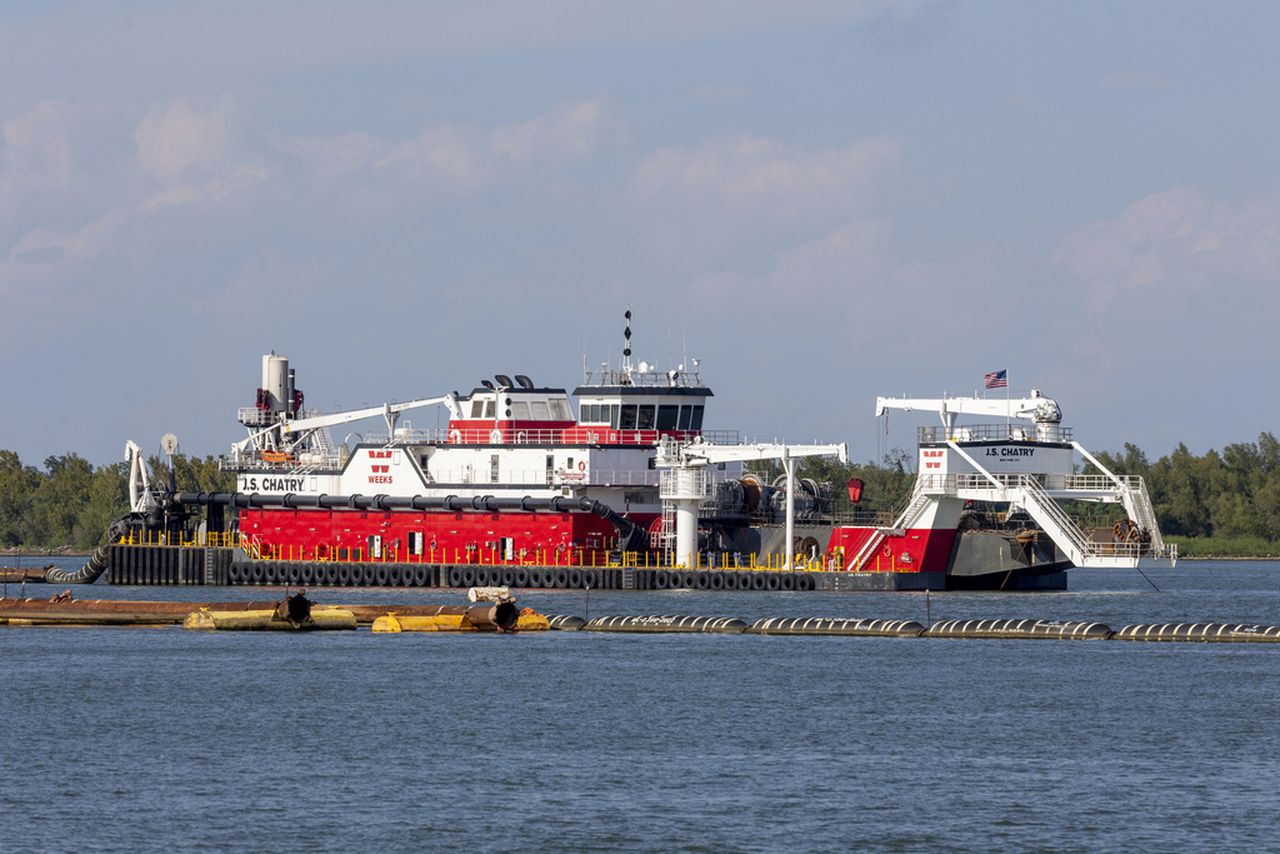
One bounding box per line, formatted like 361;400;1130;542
1051;187;1280;311
489;97;608;163
634;135;899;217
689;218;896;310
277;98;610;192
134;97;233;183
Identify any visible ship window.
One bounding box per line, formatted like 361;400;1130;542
637;405;655;430
470;400;485;418
690;404;705;430
619;404;637;429
677;405;692;430
581;403;596;422
512;401;531;420
657;404;679;430
609;404;620;428
483;400;496;418
490;454;500;482
551;399;571;420
531;401;550;420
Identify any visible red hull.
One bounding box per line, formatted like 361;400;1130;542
239;507;658;564
827;527;958;573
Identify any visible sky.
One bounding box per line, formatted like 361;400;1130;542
2;0;1279;468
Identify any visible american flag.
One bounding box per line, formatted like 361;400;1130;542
984;369;1008;390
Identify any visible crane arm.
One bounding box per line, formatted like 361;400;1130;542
233;393;459;454
280;394;458;435
677;442;848;466
876;394;1059;427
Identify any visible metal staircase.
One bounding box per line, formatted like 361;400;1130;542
1120;476;1164;551
1014;475;1099;567
847;489;933;571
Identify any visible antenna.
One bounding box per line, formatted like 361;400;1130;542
622;309;633;377
160;433;179;493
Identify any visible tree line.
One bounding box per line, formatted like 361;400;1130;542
1;434;1278;552
0;450;232;550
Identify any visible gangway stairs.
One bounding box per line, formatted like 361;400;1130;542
846;489;934;571
1119;477;1164;552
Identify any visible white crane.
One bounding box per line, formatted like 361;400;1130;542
232;394;462;459
876;389;1064;442
125;440;158;513
657;439;848;570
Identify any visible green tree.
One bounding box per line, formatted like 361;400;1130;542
0;451;39;547
22;454;95;547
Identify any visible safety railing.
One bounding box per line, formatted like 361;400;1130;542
112;529;848;572
363;427;743;447
917;424;1074;444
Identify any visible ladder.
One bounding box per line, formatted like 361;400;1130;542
1015;475;1097;565
1120;476;1164;551
656;502;675;563
847;489;933;571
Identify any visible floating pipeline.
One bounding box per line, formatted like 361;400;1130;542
547;614;587;631
0;594;523;630
1112;623;1280;643
371;605;540;634
923;619;1113;640
747;617;924;637
184;608;357;631
0;565;54;584
583;615;748;634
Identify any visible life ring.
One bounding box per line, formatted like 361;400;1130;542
882;546;892;558
429;539;437;551
449;429;462;443
577;460;587;472
516;431;528;443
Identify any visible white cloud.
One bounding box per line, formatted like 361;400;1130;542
689;218;896;309
489;97;608;163
377;125;486;187
634;135;899;217
278;98;610;191
1051;187;1280;311
135;97;233;183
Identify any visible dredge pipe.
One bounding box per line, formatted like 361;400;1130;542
923;619;1112;640
320;602;519;631
583;615;748;634
1112;623;1280;643
747;617;924;637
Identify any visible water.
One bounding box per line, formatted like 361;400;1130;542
3;561;1279;851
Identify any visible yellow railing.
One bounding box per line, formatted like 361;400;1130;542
110;530;852;572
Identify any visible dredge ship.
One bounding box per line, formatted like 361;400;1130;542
56;313;1176;591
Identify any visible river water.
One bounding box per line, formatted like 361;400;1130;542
2;560;1278;851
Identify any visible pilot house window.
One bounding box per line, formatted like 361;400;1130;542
657;404;679;430
619;404;637;429
637;405;656;430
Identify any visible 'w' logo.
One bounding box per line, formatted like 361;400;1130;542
372;465;389;474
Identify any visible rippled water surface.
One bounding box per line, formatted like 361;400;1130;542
3;560;1279;851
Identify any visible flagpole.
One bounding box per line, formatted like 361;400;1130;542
1006;370;1011;439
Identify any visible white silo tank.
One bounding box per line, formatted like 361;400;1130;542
262;354;290;412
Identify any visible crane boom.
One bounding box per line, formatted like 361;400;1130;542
280;395;458;435
876;391;1061;429
677;441;848;466
233;393;460;455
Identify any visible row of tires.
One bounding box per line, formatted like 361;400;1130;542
223;561;817;591
644;569;814;591
228;561;440;587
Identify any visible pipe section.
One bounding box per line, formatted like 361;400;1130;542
583;615;747;634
